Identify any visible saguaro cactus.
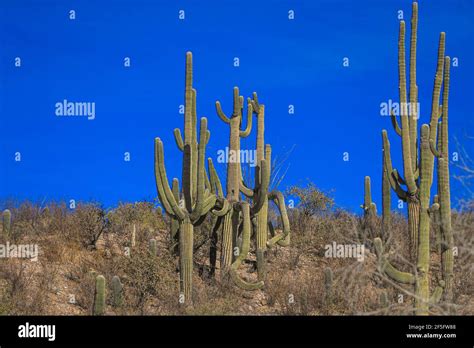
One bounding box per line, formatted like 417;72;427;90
324;267;333;305
246;94;291;279
155;52;217;303
228;202;264;290
360;176;377;241
380;291;389;315
215;87;255;273
215;90;290;285
2;209;11;238
361;157;391;242
130;224;136;248
429;59;454;302
93;275;106;315
372;2;453;315
149;238;158;256
111;275;123;308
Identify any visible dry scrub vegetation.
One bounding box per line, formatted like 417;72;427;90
0;187;472;316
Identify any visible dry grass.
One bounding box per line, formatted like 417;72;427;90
0;198;472;316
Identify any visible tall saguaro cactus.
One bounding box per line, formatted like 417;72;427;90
215;89;291;285
155;52;217;303
429;58;454;302
215;87;255;273
371;2;454;315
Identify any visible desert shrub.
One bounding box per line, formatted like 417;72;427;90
118;248;177;314
70;203;109;248
106;201;165;235
0;259;56;315
286;181;334;217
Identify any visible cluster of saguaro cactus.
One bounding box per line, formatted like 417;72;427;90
365;2;454;315
154;52;290;303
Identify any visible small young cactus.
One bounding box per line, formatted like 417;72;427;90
2;209;11;238
380;291;389;315
111;276;123;308
130;224;136;248
149;238;158;256
324;267;333;305
93;275;106;315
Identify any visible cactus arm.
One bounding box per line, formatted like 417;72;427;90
215;101;230;124
190;118;210;221
239;102;253;138
154;138;180;216
408;2;418;170
390;108;402;136
239;181;254;198
250;92;260;113
250;159;270;215
430;283;444;304
238;158;254;197
430;197;441;255
398;20;417;195
208;158;224;197
211;198;230;217
173;128;184;151
268;220;275;237
184;52;193;144
440;58;450;159
266;190;291;247
204;165;211;192
374;238;416;285
229;202;264;290
413;166;419;181
382;157;391;236
382;260;416;285
191;89;197;144
382;131;408;200
429;138;441;158
169;179;180;252
155;138;186;220
200;194;217;217
428;33;445;148
391;169;406;186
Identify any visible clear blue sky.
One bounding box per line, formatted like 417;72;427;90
1;0;473;212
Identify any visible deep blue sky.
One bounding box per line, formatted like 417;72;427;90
1;0;473;212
